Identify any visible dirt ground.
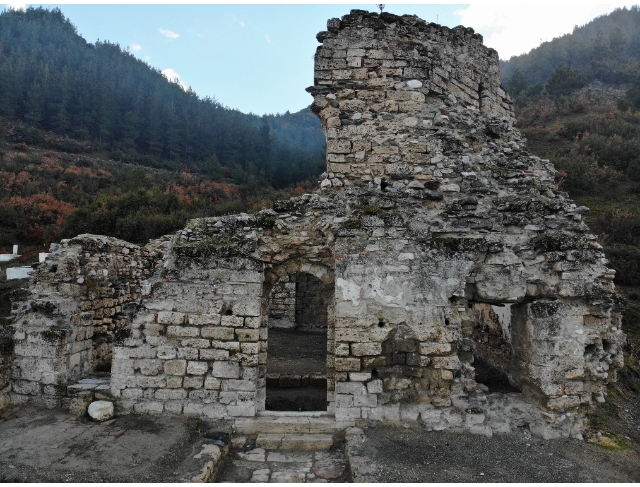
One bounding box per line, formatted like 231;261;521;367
0;406;222;482
352;426;640;482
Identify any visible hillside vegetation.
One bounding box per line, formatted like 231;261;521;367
501;7;640;422
0;7;324;254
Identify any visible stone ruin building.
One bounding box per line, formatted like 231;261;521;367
0;10;626;439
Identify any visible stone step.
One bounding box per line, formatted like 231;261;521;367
235;414;354;435
256;433;335;451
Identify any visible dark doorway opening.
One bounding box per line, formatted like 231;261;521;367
474;356;521;393
265;272;331;411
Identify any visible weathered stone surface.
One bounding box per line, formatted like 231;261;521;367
87;400;114;421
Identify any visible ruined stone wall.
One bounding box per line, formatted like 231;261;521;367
110;237;264;418
9;235;162;407
305;10;624;437
309;10;513;190
267;275;296;329
6;10;626;438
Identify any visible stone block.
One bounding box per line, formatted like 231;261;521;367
137;376;166;388
335;357;361;372
351;342;382;356
227;405;256;417
335;382;366;395
221;315;244;327
431;356;462;370
204;376;222;390
226;379;256;391
158;311;185;325
88;401;114;421
418;342;451;355
156;347;178;360
236;329;259;342
166;376;183;388
180;339;210;349
366;379;383;394
210;340;241;351
187;361;209;375
349;372;371;382
164;401;184;414
336;394;354;408
167;326;199;338
177;347;199;360
189;314;221;326
211;361;240;379
547;395;580;410
199;349;229;361
155;388;187;400
353;394;377;407
164;360;187;376
183;376;204;389
139;359;163;376
183;402;204;416
240;342;258;354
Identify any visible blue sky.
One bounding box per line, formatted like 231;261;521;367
4;3;635;115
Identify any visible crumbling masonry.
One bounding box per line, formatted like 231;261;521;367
0;10;625;438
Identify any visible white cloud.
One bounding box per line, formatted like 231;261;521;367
455;3;636;60
161;68;188;90
158;28;179;40
240;21;245;27
129;43;142;52
265;34;272;44
6;2;26;10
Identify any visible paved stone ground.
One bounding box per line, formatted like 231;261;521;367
0;405;226;482
217;439;349;483
349;425;640;483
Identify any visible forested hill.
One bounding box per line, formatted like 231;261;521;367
498;5;640;335
0;7;324;187
501;6;640;91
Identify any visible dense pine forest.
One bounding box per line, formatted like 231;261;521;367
0;7;324;251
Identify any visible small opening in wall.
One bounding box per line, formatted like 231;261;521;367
603;340;616;353
380;178;389;190
445;318;450;325
225;309;233;316
49;265;57;273
378;320;385;328
584;343;598;356
474;356;521;393
371;369;379;378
